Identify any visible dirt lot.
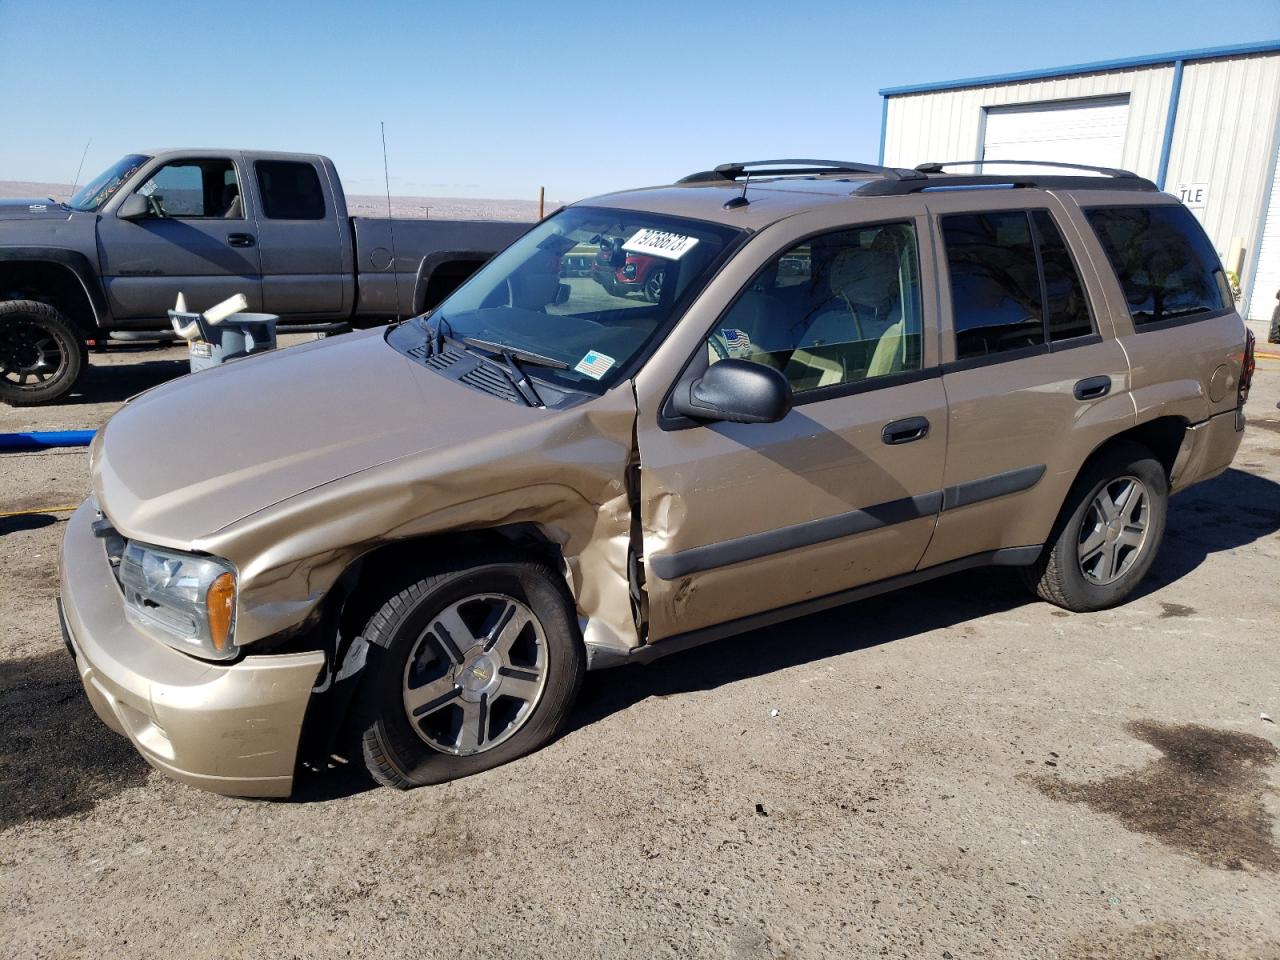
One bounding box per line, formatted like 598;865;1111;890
2;336;1279;960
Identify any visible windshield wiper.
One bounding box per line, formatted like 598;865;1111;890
460;336;569;370
459;338;547;407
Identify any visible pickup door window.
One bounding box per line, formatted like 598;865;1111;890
97;156;264;322
253;159;345;316
635;219;948;642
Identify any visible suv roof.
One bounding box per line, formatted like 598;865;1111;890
585;158;1161;229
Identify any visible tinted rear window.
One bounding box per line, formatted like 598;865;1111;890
1033;210;1094;342
941;211;1045;360
256;160;326;220
1085;205;1229;326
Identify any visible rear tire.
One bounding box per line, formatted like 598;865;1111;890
1021;441;1168;612
0;300;86;406
351;552;585;790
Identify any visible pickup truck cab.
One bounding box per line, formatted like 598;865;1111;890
0;149;527;404
59;158;1254;798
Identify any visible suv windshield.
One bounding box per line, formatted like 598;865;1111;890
390;206;741;394
66;154;150;212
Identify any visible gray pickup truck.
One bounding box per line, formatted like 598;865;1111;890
0;149;530;405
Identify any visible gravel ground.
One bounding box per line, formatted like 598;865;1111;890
1;338;1278;960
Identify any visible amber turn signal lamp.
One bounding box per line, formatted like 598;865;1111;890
207;572;236;653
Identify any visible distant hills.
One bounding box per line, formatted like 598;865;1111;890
0;180;556;222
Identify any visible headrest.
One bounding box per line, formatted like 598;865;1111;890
827;245;899;304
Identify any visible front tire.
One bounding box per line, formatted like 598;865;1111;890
0;300;86;406
352;553;585;789
1022;441;1169;612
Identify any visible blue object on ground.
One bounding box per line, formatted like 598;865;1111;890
0;430;97;451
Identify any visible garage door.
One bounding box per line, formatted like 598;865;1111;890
1247;136;1280;321
982;97;1130;175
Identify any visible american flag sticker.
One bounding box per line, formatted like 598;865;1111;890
573;350;616;380
721;327;753;354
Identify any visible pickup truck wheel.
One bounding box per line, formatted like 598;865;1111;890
0;300;86;406
352;553;584;789
1021;441;1168;612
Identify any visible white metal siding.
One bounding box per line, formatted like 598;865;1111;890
1248;137;1280;320
883;51;1280;316
1164;53;1280;316
882;65;1173;174
982;97;1129;171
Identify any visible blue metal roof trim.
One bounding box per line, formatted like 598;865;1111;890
879;40;1280;97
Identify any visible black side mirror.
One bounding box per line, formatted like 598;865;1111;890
118;193;151;220
672;359;792;424
610;237;627;268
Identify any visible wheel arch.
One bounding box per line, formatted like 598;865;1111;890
1078;415;1189;485
412;250;495;314
0;248;106;333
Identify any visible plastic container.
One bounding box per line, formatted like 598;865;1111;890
168;293;279;373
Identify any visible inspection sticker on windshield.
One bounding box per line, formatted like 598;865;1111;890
574;350;616;379
622;228;699;260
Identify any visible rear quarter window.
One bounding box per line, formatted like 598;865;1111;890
255;160;327;220
1085;205;1230;327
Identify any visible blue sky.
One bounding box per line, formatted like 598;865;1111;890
1;0;1276;201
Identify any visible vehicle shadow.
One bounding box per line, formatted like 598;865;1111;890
0;513;59;536
566;564;1032;735
63;355;190;405
0;649;151;831
1135;466;1280;599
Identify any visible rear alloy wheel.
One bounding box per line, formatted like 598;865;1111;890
0;300;86;406
1076;476;1151;585
1022;441;1168;612
353;554;584;789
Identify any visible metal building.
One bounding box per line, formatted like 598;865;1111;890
878;41;1280;323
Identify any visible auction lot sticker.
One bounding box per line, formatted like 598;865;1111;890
623;228;699;260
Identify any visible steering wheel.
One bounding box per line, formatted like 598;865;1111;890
146;194;166;218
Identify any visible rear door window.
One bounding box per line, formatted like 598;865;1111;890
941;209;1097;361
941;212;1045;359
1033;211;1094;342
1084;205;1229;326
256;160;326;220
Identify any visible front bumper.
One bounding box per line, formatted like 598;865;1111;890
58;500;325;798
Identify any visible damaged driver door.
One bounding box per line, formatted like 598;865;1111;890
632;214;948;643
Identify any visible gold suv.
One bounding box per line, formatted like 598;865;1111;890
59;159;1255;797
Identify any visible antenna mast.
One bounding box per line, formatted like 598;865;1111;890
381;121;402;321
70;138;92;198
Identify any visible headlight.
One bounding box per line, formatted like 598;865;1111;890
119;541;237;660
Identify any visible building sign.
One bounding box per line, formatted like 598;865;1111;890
1176;182;1208;209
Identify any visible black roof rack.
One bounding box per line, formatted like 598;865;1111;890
855;159;1158;196
914;159;1142;179
677;158;926;184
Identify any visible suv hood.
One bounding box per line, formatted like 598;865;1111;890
0;198;70;220
92;329;540;547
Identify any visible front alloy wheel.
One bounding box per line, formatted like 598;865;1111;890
402;594;549;756
353;553;584;789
